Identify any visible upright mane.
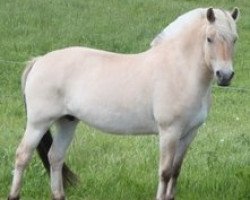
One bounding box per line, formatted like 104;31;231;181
151;8;238;47
151;8;206;47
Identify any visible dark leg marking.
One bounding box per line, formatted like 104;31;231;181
64;115;76;121
161;169;172;185
172;161;182;179
52;196;65;200
8;196;20;200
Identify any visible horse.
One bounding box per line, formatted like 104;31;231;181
8;7;239;200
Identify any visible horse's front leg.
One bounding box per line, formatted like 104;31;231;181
156;125;180;200
165;128;198;200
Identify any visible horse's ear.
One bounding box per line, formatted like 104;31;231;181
207;8;215;23
231;7;239;21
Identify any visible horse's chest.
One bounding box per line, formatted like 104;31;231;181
188;99;209;130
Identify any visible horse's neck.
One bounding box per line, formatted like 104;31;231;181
150;20;213;98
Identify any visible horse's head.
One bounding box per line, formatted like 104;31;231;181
204;7;239;86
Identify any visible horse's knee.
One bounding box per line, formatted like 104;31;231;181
15;145;32;169
48;148;63;170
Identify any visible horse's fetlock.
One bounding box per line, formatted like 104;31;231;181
166;196;175;200
52;194;65;200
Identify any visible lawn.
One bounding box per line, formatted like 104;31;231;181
0;0;249;199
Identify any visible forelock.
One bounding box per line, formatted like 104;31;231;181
213;9;238;39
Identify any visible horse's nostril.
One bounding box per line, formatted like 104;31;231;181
216;70;222;78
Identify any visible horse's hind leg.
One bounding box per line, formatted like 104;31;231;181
48;116;78;200
8;121;50;200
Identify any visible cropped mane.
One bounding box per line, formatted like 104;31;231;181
150;8;238;47
151;8;206;47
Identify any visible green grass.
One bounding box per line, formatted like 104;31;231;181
0;0;249;199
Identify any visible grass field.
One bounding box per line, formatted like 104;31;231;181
0;0;249;199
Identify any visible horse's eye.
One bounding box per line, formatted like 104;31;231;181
207;37;212;43
233;38;237;44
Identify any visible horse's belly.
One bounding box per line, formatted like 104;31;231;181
67;76;157;134
74;105;157;135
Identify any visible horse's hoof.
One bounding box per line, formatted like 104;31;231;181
7;195;20;200
52;196;65;200
155;197;174;200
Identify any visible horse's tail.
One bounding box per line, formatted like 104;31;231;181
21;57;78;187
37;130;78;187
21;57;38;94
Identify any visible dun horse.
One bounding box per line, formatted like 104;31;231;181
8;7;239;200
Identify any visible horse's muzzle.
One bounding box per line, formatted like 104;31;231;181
216;69;234;86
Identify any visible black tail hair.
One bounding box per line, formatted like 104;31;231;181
36;130;78;187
